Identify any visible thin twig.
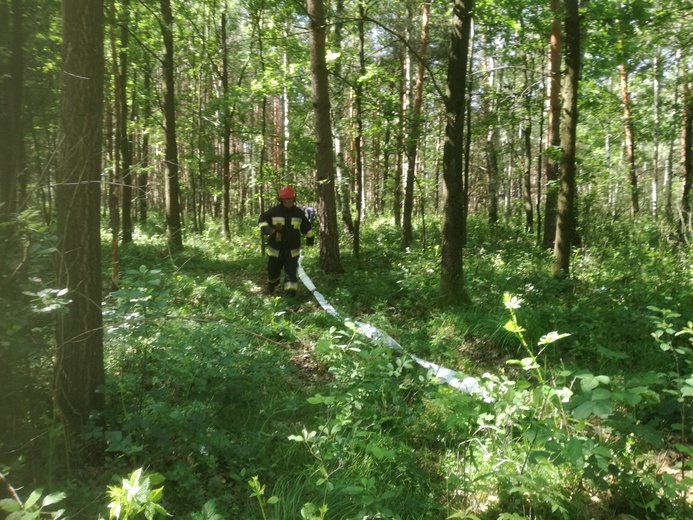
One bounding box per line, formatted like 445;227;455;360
0;471;24;506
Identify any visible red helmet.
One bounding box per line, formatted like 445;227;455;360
278;185;296;200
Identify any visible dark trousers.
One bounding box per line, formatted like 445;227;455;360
267;250;299;292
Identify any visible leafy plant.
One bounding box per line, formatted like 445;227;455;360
105;468;169;520
248;476;279;520
0;484;66;520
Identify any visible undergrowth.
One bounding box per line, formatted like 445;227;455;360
2;214;693;519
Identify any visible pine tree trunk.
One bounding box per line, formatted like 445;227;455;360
221;11;231;237
333;0;354;235
353;0;366;258
485;126;499;224
0;0;23;219
160;0;183;251
119;0;133;243
402;0;430;250
0;0;25;275
552;0;580;278
681;58;692;232
620;61;639;217
138;61;151;224
55;0;105;440
543;0;561;248
440;0;473;305
523;121;534;232
307;0;343;273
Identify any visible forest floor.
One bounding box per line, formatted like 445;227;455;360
4;215;693;519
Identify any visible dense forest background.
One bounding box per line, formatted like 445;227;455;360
2;0;693;518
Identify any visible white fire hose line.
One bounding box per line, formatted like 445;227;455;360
298;256;481;394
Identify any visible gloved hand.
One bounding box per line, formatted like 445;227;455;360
306;236;315;246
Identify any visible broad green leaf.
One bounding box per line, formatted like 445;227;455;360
24;489;43;509
680;385;693;396
592;400;613;418
579;375;599;392
0;499;20;513
591;388;611;400
563;437;585;468
572;401;596;420
42;492;66;507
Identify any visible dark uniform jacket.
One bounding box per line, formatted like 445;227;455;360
258;204;314;258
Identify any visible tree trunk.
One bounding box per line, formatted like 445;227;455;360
523;58;534;232
333;0;354;235
523;121;533;232
307;0;343;273
543;0;561;249
0;0;24;275
681;58;692;232
552;0;580;278
221;11;231;237
462;19;475;247
440;0;473;305
0;0;23;219
138;61;151;224
107;0;120;283
160;0;183;251
652;46;661;218
353;0;366;258
394;38;406;229
55;0;105;440
620;61;639;217
485;125;499;224
402;0;431;250
482;53;499;224
118;0;133;244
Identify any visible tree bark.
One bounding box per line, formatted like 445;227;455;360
394;37;406;229
118;0;133;243
307;0;343;273
485;125;499;224
482;53;499;224
138;61;151;224
0;0;24;219
221;11;231;237
402;0;431;250
523;59;534;232
543;0;561;249
160;0;183;251
681;58;692;232
552;0;580;278
440;0;473;305
0;0;25;276
353;0;366;258
333;0;354;235
620;61;639;217
652;46;661;218
55;0;105;439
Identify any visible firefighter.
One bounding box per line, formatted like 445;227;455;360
258;185;315;297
